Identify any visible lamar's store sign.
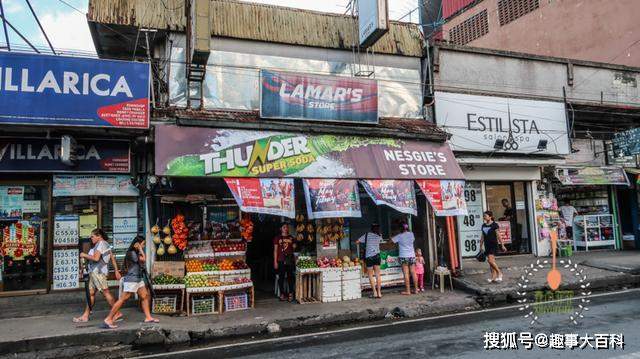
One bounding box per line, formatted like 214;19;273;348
155;125;463;180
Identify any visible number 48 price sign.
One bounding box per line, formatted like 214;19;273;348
457;182;483;257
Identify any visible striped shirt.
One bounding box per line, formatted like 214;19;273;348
358;232;383;258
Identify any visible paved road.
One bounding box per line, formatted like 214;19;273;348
135;289;640;359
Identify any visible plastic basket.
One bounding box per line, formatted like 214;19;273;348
191;295;217;315
224;293;249;312
152;295;177;314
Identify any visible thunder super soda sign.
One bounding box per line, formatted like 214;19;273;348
260;70;378;124
0;52;149;128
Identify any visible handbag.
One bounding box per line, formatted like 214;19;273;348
475;250;486;262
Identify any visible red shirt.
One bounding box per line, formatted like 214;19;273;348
273;235;294;262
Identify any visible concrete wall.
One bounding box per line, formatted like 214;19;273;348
442;0;640;68
433;45;640;107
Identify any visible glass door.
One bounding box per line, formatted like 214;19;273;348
0;182;50;294
485;182;531;255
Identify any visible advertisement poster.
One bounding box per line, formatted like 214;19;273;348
555;166;629;186
225;178;295;218
155;125;463;180
360;180;417;215
52;249;80;290
0;186;24;220
0;52;149;128
303;179;361;219
416;179;467;216
53;175;138;197
0;220;38;259
260;70;378;124
79;214;98;238
456;182;483;257
0;138;130;173
434;91;570;155
21;200;41;213
498;221;512;244
53;215;79;247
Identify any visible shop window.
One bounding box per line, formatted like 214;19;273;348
497;0;539;26
0;184;50;293
485;182;532;255
449;9;489;45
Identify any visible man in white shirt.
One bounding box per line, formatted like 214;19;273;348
356;223;383;299
559;200;578;239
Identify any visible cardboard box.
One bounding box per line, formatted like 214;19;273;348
152;261;185;278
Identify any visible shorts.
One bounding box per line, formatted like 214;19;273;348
122;280;145;293
365;254;381;268
484;241;498;256
88;272;109;292
399;257;416;265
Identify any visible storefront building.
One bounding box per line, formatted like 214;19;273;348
0;52;149;296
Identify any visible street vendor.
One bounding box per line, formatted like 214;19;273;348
273;222;296;302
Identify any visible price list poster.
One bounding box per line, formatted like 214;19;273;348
52;215;80;290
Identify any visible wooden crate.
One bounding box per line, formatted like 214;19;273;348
295;271;321;304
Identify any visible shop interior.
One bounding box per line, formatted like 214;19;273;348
484;181;532;255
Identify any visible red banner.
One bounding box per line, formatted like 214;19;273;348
360;180;417;215
303;179;361;219
416;179;468;216
224;178;295;218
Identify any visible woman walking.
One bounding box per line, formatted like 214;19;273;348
479;211;507;283
392;222;418;295
102;235;157;328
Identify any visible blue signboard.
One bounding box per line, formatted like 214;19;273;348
0;52;149;128
260;70;378;124
0;137;130;173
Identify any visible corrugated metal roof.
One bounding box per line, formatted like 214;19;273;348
88;0;424;57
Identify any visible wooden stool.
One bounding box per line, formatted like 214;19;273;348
431;267;453;293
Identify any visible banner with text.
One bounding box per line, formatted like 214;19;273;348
53;175;139;197
0;52;149;128
225;178;295;218
303;179;361;219
155;125;463;180
361;180;417;215
416;179;467;216
260;70;378;124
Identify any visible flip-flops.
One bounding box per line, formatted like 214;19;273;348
72;317;88;323
100;322;118;329
143;319;160;323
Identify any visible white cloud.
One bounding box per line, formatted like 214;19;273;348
39;10;95;54
2;0;23;14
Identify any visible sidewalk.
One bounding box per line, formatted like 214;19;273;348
454;250;640;304
0;289;479;358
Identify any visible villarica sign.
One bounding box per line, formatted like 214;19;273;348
260;70;378;124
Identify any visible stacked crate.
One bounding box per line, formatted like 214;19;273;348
341;267;362;301
320;268;342;302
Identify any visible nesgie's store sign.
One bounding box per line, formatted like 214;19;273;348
0;52;149;128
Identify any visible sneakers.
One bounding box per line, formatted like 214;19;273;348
487;278;495;283
495;275;503;283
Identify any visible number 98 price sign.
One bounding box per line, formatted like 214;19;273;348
457;182;483;257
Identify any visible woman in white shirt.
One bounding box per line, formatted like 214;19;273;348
392;222;418;295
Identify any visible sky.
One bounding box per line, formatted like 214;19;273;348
2;0;419;56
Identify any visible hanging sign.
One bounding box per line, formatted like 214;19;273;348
497;221;512;244
360;180;417;215
52;249;80;290
555;166;629;186
455;182;483;257
53;175;138;197
612;127;640;157
225;178;295;218
79;214;98;238
0;138;130;172
0;52;149;128
303;179;361;219
155;125;463;179
416;179;468;216
0;186;24;220
53;215;79;247
260;70;378;124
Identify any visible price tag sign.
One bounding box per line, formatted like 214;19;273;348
457;182;483;257
53;215;79;247
52;249;80;290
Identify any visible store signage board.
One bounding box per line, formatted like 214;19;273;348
358;0;389;48
0;52;149;128
434;92;570;155
456;182;482;257
497;221;512;244
225;178;295;218
416;179;468;216
52;248;80;290
0;138;130;172
155;125;464;180
303;179;361;219
53;175;139;197
53;215;79;247
360;180;417;215
612;127;640;156
555;166;629;186
260;70;378;124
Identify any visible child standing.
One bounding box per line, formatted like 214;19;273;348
415;248;426;292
